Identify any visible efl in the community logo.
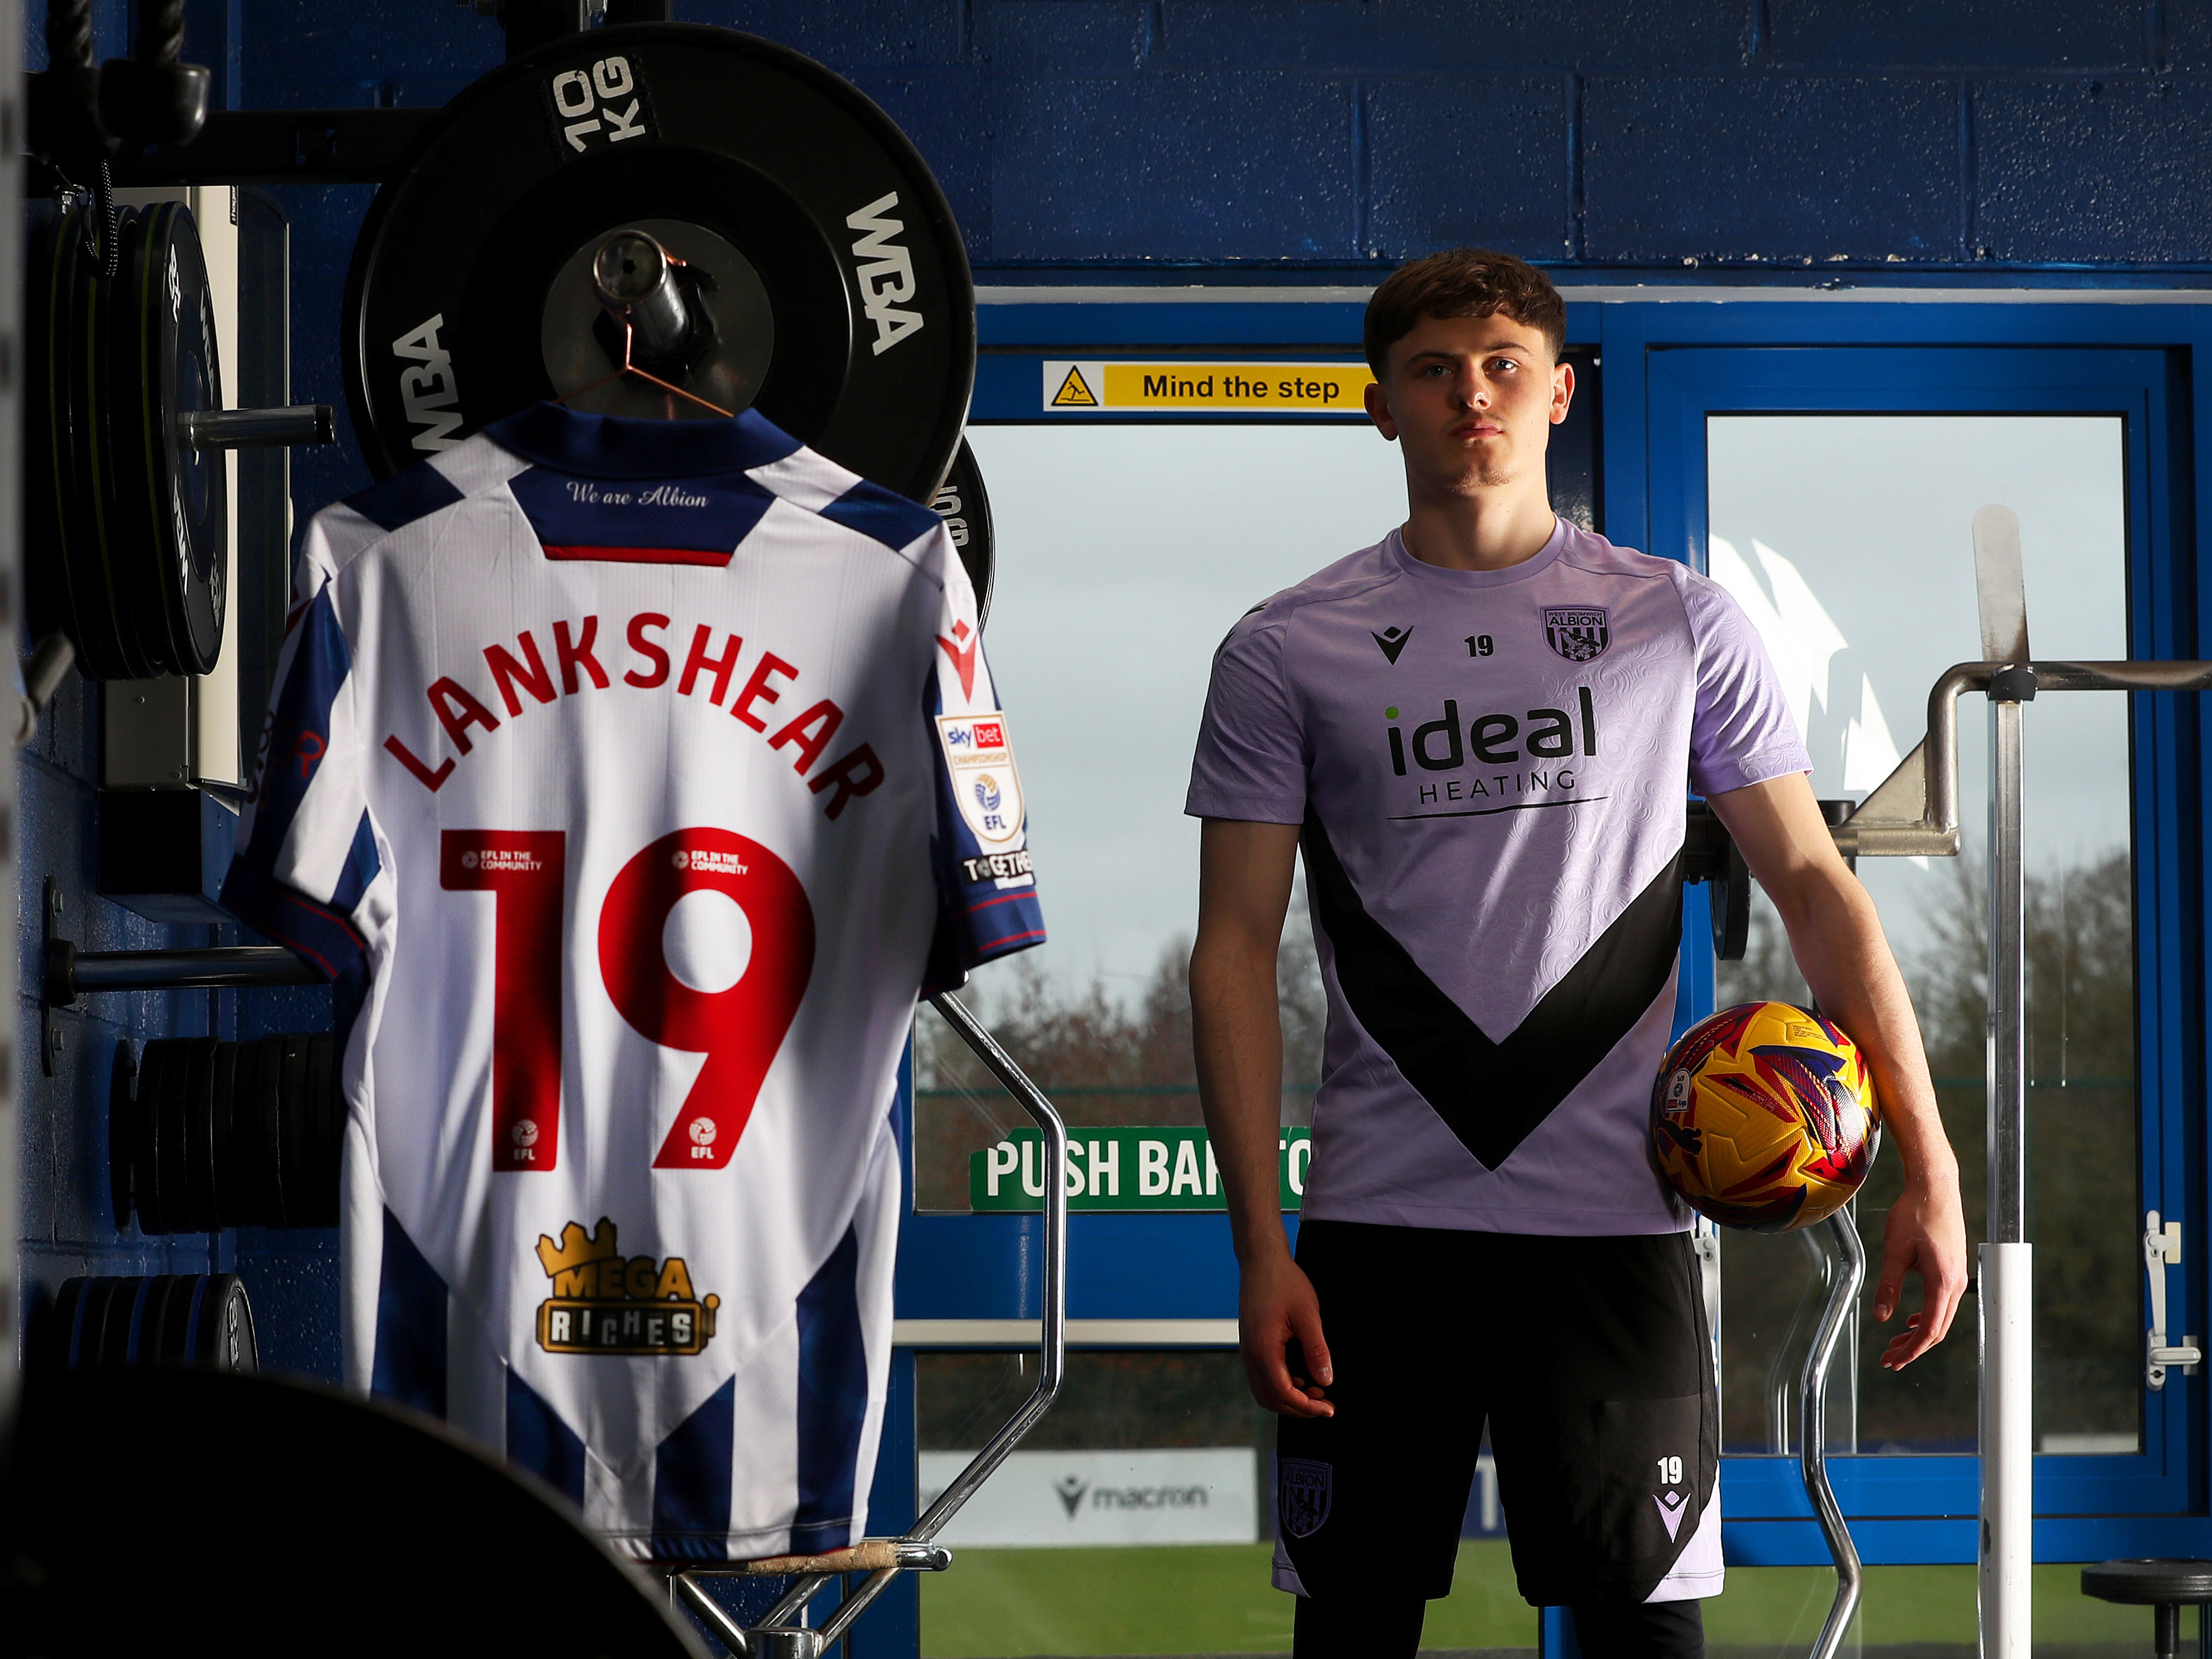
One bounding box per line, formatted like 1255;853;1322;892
534;1216;717;1356
1278;1458;1333;1538
1543;606;1609;662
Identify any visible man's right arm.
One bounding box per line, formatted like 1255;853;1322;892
1191;817;1334;1418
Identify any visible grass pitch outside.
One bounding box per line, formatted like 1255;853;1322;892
921;1542;2182;1656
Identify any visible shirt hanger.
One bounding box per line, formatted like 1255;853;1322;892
556;232;735;420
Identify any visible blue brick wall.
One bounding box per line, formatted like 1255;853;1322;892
30;1;2212;273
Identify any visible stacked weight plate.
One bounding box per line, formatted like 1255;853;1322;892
41;1273;257;1372
932;438;994;625
113;1033;341;1233
28;196;227;679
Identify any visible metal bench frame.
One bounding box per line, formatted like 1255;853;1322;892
670;991;1068;1659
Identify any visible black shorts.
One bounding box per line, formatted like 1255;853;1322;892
1273;1220;1719;1609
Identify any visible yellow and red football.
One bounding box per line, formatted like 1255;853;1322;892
1650;1001;1881;1232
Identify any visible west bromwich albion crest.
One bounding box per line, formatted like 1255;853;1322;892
1543;606;1609;662
1278;1458;1333;1538
937;712;1026;845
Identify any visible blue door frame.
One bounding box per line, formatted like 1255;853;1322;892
854;290;2212;1659
1642;338;2203;1564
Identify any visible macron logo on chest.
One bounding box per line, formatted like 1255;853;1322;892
506;467;767;567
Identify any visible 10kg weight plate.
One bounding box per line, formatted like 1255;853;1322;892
345;23;975;502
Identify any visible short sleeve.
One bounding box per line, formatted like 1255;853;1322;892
1680;573;1814;798
1184;611;1306;824
923;540;1045;995
218;523;381;979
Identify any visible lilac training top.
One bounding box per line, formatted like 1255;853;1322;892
1186;520;1810;1235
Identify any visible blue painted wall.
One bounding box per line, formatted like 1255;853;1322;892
224;1;2212;278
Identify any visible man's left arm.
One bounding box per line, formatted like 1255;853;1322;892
1708;772;1969;1370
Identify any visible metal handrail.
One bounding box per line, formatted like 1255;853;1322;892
1835;658;2212;859
680;990;1069;1656
1800;1213;1867;1659
903;992;1068;1540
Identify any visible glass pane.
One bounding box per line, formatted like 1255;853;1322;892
915;1350;1537;1656
913;427;1405;1210
1705;414;2139;1457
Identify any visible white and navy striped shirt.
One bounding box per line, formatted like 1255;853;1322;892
225;404;1043;1560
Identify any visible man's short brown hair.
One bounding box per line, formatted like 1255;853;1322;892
1363;248;1566;377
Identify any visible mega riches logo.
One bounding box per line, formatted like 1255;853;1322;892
534;1216;719;1356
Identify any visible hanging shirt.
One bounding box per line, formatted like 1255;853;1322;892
1186;519;1806;1236
225;404;1043;1560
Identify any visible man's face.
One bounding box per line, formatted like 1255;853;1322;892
1364;311;1573;496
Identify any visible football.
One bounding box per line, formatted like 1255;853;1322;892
1650;1001;1881;1232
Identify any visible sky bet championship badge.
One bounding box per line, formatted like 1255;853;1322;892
534;1217;719;1356
937;711;1024;845
1543;606;1610;662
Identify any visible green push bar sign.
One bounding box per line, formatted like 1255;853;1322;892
969;1127;1312;1213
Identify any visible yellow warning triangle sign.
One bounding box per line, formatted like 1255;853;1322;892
1051;365;1099;407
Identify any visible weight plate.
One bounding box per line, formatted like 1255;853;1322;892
137;1274;188;1364
178;1036;220;1232
194;1274;258;1372
345;23;975;503
97;1275;148;1366
63;1275;117;1366
235;1034;284;1227
273;1033;310;1227
32;201;145;679
153;1038;198;1236
301;1032;340;1227
97;201;227;675
931;438;994;628
44;1276;91;1372
132;1040;172;1233
108;1037;139;1231
208;1038;240;1228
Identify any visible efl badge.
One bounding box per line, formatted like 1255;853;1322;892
1278;1458;1333;1538
1543;606;1609;662
534;1217;718;1356
937;712;1025;846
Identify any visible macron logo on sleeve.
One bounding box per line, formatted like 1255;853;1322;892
935;620;979;701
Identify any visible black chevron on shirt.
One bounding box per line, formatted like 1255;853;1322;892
1302;807;1683;1171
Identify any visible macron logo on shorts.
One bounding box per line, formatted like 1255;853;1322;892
1279;1459;1332;1537
1655;1488;1689;1540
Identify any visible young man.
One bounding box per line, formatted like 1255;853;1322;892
1185;249;1967;1658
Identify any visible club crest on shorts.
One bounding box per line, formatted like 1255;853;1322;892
1279;1458;1332;1538
1543;606;1609;662
937;711;1025;845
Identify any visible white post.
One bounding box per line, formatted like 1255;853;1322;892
1978;1242;2034;1655
1973;506;2035;1659
1977;545;2034;1655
